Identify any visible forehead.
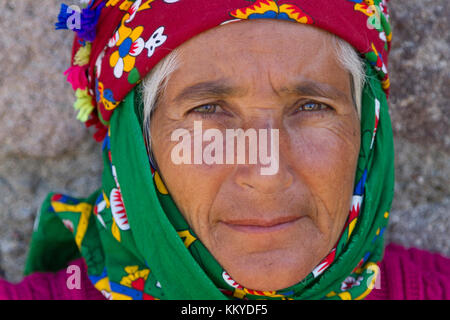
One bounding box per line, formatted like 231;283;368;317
167;19;350;98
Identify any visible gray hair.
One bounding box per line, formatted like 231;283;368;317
141;36;365;162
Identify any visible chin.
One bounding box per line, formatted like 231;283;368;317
221;248;319;291
211;228;328;291
203;212;335;291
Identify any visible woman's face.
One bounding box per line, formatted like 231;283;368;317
150;20;360;291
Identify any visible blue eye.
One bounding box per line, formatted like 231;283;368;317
193;104;218;113
298;102;329;112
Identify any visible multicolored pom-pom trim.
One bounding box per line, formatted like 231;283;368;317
56;0;106;142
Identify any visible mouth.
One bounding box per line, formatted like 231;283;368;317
220;216;302;234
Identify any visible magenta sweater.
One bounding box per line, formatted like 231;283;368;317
0;243;449;300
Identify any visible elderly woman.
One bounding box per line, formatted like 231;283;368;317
1;0;449;300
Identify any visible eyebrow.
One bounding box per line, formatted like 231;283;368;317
172;78;351;105
280;80;351;105
172;79;246;103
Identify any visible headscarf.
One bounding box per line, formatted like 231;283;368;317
25;0;394;300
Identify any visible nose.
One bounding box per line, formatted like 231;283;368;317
234;160;294;195
231;121;294;195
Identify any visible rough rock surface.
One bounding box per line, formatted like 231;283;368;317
385;0;450;254
0;0;448;283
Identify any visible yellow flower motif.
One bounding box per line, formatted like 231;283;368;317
105;0;121;7
120;266;150;288
230;0;313;24
109;16;144;78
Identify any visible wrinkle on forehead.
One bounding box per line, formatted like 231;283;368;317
166;19;352;108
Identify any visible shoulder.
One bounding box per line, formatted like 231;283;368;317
366;243;450;300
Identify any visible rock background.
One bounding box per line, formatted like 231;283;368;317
0;0;448;282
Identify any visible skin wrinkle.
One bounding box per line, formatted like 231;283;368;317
290;128;341;233
150;20;360;291
296;117;359;217
144;31;362;142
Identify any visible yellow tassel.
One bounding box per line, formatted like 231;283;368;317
73;88;94;122
74;42;92;66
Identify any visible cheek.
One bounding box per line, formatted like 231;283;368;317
287;114;360;184
151;120;232;230
293;128;358;185
287;120;360;231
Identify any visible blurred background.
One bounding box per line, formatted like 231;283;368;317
0;0;448;282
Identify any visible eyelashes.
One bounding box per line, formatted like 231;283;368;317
295;101;330;112
189;103;227;119
192;104;221;114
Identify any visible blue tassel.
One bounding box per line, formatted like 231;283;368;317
55;1;104;41
54;3;71;30
76;1;105;42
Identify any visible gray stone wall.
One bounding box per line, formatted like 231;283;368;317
0;0;448;283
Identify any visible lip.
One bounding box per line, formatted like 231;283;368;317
220;216;302;234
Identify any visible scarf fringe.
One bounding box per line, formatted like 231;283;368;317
73;42;92;66
85;112;108;142
76;2;105;42
55;3;74;30
55;2;103;42
74;88;95;122
56;1;106;141
64;65;89;91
